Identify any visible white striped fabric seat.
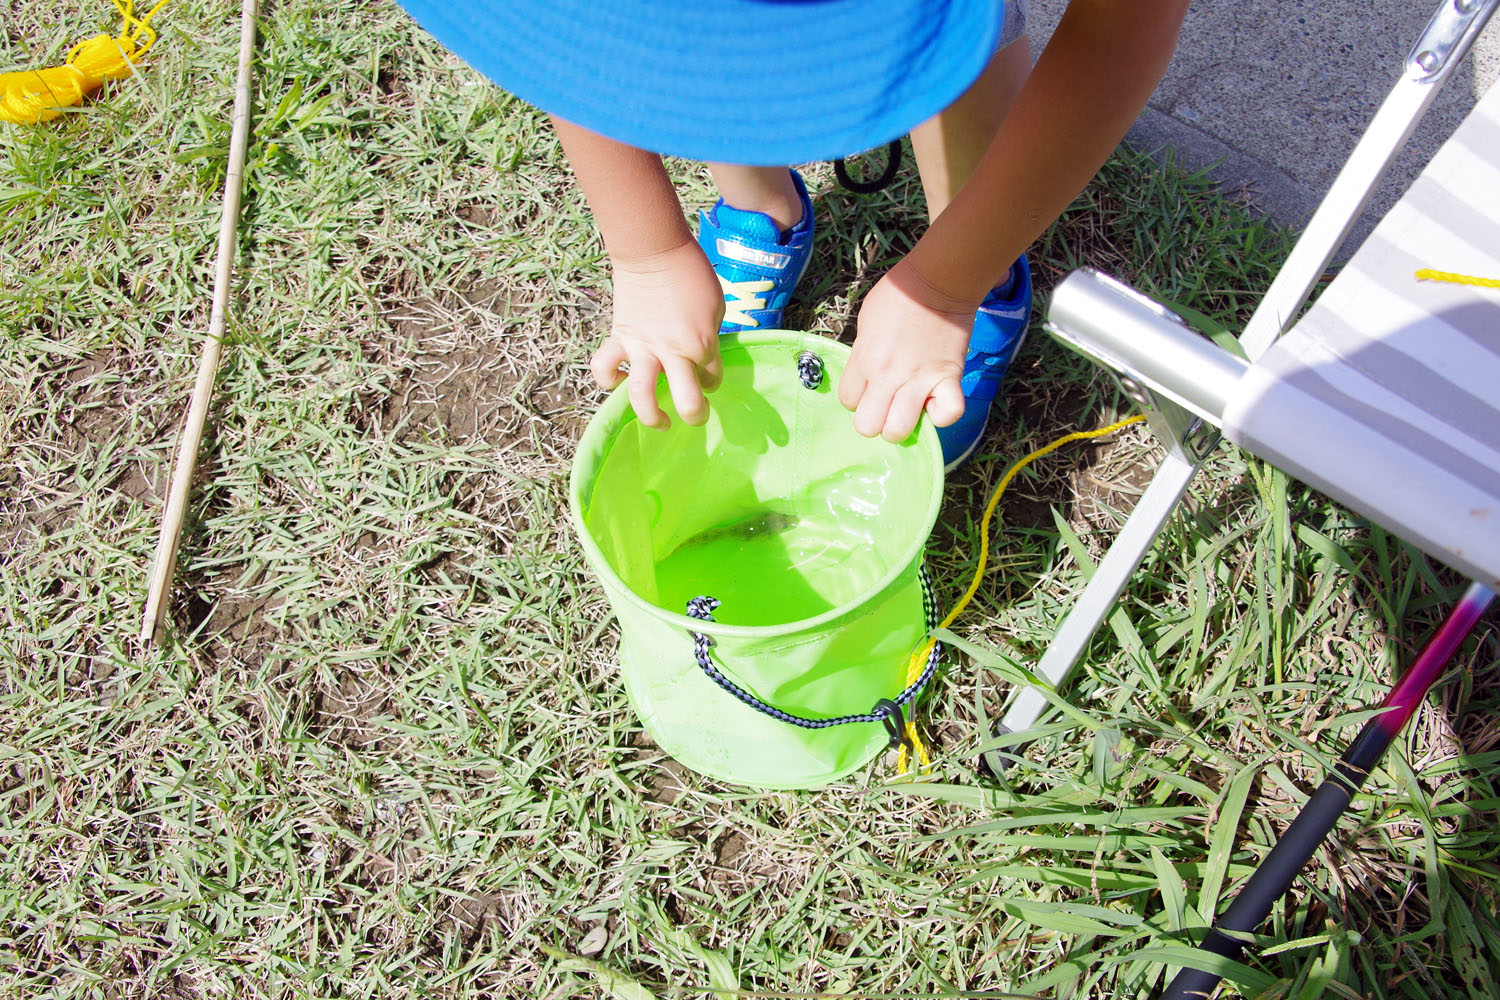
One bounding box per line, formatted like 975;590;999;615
1222;79;1500;588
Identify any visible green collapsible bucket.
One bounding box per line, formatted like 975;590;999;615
569;331;945;789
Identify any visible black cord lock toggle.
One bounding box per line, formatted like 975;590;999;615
873;698;913;752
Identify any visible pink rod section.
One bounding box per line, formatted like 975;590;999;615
1378;583;1496;734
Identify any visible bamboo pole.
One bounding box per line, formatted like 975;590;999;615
140;0;259;646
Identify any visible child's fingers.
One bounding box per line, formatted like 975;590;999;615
590;339;629;389
837;365;868;412
924;376;965;428
660;354;709;426
627;357;669;429
851;379;896;439
882;381;931;443
696;353;724;394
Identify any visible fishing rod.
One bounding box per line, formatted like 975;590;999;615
1161;581;1496;999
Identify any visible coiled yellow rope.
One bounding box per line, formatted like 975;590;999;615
1415;269;1500;290
0;0;171;125
898;413;1148;773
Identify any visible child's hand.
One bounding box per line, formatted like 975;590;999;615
590;242;726;429
838;261;972;442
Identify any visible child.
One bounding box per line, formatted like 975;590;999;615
394;0;1189;469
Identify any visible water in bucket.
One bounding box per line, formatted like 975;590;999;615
651;466;896;625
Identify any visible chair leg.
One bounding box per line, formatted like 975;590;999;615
995;450;1202;738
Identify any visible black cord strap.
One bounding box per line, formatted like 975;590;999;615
684;591;940;745
834;139;902;195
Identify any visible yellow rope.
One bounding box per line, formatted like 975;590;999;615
897;413;1148;773
1;0;172;125
1415;269;1500;290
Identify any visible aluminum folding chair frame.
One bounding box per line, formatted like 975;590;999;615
997;0;1500;994
999;0;1500;738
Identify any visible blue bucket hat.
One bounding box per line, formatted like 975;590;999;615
395;0;1007;166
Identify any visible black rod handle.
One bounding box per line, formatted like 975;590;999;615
1160;779;1353;999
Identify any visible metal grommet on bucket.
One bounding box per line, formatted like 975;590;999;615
796;350;825;390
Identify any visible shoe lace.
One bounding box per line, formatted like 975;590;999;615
718;275;775;328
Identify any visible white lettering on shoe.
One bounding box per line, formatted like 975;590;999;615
716;238;790;270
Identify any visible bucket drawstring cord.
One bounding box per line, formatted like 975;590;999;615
685;596;942;733
896;413;1148;775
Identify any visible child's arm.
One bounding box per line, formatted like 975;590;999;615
840;0;1192;442
553;117;724;429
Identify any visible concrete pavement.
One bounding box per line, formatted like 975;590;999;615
1029;0;1500;251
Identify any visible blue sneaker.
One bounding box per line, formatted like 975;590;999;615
698;169;815;332
937;255;1032;471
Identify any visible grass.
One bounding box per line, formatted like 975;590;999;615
3;1;1499;998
